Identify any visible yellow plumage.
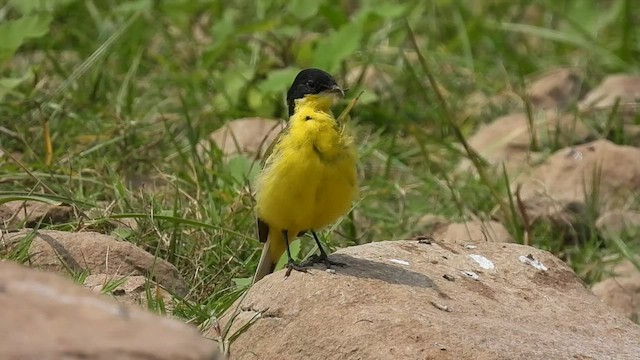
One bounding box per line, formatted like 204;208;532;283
252;93;358;283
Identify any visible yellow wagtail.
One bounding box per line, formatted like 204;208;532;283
252;68;358;283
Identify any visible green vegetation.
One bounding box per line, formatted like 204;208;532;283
1;0;639;329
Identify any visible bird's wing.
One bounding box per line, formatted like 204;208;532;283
260;122;290;168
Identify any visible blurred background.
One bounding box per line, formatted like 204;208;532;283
1;0;639;324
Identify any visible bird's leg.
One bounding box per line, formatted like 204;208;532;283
301;231;347;269
283;230;307;277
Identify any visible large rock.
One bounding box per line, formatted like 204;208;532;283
197;117;284;160
517;139;640;224
592;259;640;323
596;210;640;237
0;200;74;227
579;74;640;117
526;68;584;111
0;230;187;296
458;112;592;175
0;261;220;360
213;240;640;359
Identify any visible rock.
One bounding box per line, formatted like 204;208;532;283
517;140;640;225
431;220;513;243
197;117;284;160
579;74;640;116
413;214;449;235
212;240;640;360
462;90;524;121
84;274;174;310
0;200;74;227
591;259;640;323
0;229;187;296
596;210;640;237
527;68;584;110
0;261;220;360
458;112;592;175
624;124;640;146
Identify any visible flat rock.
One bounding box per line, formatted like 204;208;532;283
592;259;640;323
431;220;513;244
0;200;74;227
84;274;174;310
579;74;640;116
0;229;187;296
596;210;640;237
0;261;220;360
213;240;640;360
517;139;640;224
527;68;584;110
197;117;284;160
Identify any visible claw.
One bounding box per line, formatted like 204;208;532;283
284;260;308;277
301;253;346;269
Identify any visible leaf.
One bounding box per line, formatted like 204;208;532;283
210;9;237;41
0;14;53;63
362;2;408;19
227;155;257;184
312;21;363;72
294;36;316;66
257;67;300;94
112;227;134;241
9;0;76;14
319;3;348;28
287;0;320;20
232;277;251;288
219;68;254;108
0;72;33;101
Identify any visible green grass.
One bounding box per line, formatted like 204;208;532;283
1;0;639;327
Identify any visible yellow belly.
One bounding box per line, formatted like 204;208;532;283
255;141;357;233
311;154;357;229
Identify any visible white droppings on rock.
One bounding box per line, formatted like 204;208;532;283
461;270;480;280
325;269;336;274
389;259;410;266
435;343;447;351
518;255;548;271
464;244;478;249
468;254;495;270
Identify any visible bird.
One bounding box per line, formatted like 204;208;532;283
252;68;358;284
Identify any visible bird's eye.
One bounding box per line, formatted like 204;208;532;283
306;80;316;88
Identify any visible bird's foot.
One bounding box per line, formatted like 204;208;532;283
301;253;346;269
284;260;308;277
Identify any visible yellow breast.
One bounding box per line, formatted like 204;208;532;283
255;98;358;233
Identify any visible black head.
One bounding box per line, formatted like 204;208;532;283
286;68;343;117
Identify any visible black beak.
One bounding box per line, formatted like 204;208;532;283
323;83;344;98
